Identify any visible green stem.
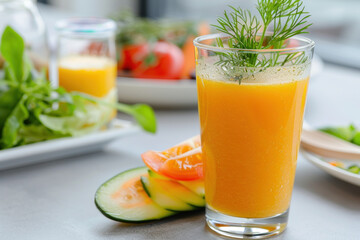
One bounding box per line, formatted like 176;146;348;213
258;23;268;48
74;92;156;133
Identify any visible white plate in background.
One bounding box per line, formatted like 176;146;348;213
117;55;324;108
0;119;139;171
301;149;360;187
117;78;197;108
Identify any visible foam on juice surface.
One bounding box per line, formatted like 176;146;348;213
59;55;114;69
196;56;311;85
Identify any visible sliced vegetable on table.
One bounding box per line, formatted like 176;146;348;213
140;173;196;212
95;167;175;223
95;136;205;222
141;135;203;181
144;170;205;208
148;169;205;198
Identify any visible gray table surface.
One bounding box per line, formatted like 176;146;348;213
1;63;360;240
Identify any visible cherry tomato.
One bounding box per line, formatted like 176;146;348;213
121;44;148;70
132;41;184;80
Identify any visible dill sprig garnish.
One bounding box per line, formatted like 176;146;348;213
212;0;312;69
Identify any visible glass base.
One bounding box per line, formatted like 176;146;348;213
206;207;288;239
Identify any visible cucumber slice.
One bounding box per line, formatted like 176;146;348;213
95;167;175;223
141;176;196;211
143;172;205;208
179;180;205;199
159;178;205;207
149;170;205;199
148;170;169;180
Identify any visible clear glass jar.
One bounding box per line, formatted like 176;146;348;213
0;0;48;72
56;18;117;122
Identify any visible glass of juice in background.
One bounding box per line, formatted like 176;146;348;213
194;34;314;238
56;18;117;124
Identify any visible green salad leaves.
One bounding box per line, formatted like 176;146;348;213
320;124;360;146
0;26;156;150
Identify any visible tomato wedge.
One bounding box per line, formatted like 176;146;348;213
141;136;203;181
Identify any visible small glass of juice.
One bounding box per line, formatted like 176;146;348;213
194;33;314;238
56;18;117;123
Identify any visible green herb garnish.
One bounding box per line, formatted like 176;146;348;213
212;0;312;69
0;26;156;149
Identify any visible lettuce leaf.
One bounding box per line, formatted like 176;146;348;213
0;26;25;82
319;125;356;142
0;87;22;131
18;125;67;145
1;95;29;148
320;124;360;147
38;100;112;136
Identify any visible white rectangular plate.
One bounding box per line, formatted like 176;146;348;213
0;119;140;171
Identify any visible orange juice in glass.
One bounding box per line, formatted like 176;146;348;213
56;18;117;123
58;55;116;98
194;34;314;238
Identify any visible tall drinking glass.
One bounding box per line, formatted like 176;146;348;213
194;34;314;239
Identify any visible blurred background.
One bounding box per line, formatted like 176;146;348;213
38;0;360;68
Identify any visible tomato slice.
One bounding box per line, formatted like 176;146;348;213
141;136;203;181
